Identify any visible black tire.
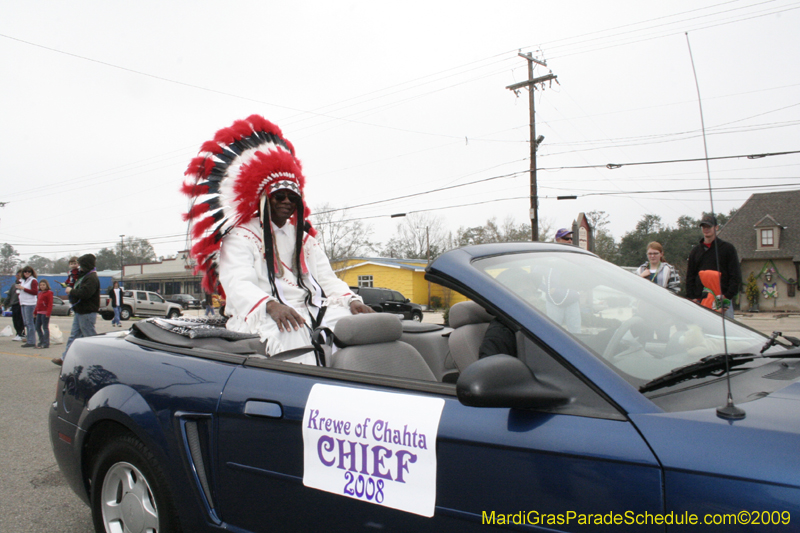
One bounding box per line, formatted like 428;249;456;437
100;312;113;321
120;307;132;321
411;311;423;322
166;309;181;319
90;433;182;533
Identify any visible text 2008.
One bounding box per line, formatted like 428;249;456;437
344;472;385;503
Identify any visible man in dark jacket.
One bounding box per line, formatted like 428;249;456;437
4;270;25;340
52;254;100;366
686;214;741;319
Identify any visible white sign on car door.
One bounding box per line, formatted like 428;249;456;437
302;384;445;517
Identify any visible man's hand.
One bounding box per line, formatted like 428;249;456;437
266;300;305;332
65;287;72;294
350;301;374;315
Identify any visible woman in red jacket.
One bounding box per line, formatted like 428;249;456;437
34;280;54;349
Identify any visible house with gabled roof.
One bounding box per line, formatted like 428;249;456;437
720;190;800;311
330;257;468;309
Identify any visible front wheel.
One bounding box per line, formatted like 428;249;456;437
90;434;182;533
166;309;181;319
411;311;423;322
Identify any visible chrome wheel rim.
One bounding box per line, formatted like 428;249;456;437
101;461;159;533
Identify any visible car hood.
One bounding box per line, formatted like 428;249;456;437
630;381;800;488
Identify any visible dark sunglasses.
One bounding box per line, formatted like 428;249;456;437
272;191;300;203
563;237;573;241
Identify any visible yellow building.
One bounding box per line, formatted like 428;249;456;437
331;257;468;309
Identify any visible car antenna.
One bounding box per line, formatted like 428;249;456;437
686;32;744;420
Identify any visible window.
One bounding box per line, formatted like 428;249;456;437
761;229;774;247
164;281;181;295
358;275;373;288
149;293;165;303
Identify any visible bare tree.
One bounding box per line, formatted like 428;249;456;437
585;210;618;262
455;216;552;245
95;237;157;271
381;212;450;260
310;204;376;263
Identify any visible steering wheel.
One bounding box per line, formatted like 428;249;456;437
602;316;646;361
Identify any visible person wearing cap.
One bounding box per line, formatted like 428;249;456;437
555;228;573;244
543;228;581;332
686;214;741;318
183;115;373;362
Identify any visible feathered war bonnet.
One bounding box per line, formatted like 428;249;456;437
182;115;315;296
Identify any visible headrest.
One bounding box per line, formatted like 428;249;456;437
334;313;403;346
448;301;493;328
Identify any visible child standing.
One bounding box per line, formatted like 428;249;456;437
63;257;79;302
35;280;54;348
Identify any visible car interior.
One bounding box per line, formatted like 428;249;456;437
122;297;645;420
125;302;508;384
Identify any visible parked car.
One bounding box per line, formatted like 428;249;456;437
351;286;424;321
50;296;74;316
166;293;202;310
99;290;183;320
50;243;800;533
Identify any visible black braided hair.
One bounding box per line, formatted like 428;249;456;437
260;195;313;306
260;201;283;304
292;197;314;307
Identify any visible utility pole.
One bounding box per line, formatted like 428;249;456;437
119;235;125;288
426;226;431;309
506;53;556;241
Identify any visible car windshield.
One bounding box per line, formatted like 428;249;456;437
473;251;767;384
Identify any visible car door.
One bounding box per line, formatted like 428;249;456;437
214;351;664;532
390;290;412;319
133;291;151;316
147;292;169;316
381;289;403;316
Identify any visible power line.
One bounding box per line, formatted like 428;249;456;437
539;149;800;171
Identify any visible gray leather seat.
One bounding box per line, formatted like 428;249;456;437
331;314;436;381
448;301;494;372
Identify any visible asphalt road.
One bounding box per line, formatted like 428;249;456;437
0;314;103;533
0;310;797;532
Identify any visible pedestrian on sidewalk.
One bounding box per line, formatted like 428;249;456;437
52;254;100;366
107;281;124;327
35;279;53;349
3;270;25;341
204;292;215;316
17;266;39;348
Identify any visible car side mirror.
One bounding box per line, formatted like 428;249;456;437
404;298;410;303
456;355;569;409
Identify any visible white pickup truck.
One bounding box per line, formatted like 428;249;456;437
99;290;183;321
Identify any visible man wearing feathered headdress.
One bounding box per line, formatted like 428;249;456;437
183;115;373;361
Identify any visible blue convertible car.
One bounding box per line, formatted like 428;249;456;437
50;243;800;532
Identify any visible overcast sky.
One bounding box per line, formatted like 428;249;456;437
2;0;799;263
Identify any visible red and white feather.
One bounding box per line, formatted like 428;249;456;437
181;115;312;295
